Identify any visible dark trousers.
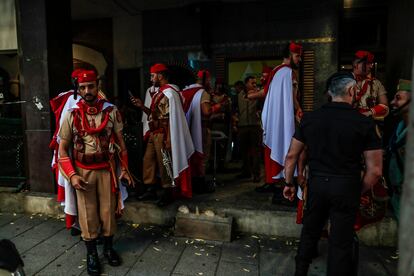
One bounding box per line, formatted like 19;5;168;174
296;175;360;276
239;125;262;177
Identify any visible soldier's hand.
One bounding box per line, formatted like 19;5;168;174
130;96;143;108
283;186;296;202
70;175;87;190
119;170;135;188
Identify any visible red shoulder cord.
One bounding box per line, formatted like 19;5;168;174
75;102;112;135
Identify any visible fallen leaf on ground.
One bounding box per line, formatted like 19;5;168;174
243;268;250;272
153;247;161;252
78;265;84;269
251;235;259;239
132;223;140;228
195;253;202;256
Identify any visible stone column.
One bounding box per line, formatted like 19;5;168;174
16;0;72;193
399;59;414;276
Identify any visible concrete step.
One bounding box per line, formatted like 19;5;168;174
0;190;397;247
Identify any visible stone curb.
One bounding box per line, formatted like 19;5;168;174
0;191;397;247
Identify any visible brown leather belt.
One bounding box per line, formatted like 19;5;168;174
73;150;110;164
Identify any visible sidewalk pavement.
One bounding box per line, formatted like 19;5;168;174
0;213;397;276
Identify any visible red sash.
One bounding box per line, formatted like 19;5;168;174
263;64;290;96
181;86;203;113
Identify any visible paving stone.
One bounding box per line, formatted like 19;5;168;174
172;240;221;276
0;215;46;239
21;228;80;275
126;236;186;276
12;218;64;253
220;234;259;265
0;214;397;276
260;248;296;276
216;260;258;275
36;241;84;276
372;247;399;276
0;212;23;226
358;246;390;276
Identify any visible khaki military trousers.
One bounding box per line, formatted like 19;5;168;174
143;132;172;188
75;167;116;240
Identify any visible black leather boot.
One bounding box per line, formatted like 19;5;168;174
255;183;276;193
137;186;158;201
85;240;101;276
103;236;121;266
156;188;174;207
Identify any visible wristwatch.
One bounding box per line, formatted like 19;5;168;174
284;181;295;188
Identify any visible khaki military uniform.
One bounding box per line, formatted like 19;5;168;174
356;78;387;110
143;92;173;188
59;106;123;240
237;91;262;178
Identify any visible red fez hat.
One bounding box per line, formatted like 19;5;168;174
355;50;374;63
71;68;83;79
77;70;97;83
289;42;303;55
262;66;272;74
197;69;211;80
150;63;168;74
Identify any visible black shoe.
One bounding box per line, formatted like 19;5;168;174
156;188;174;207
70;227;81;236
85;240;101;276
137;187;158;201
255;183;276;193
103;236;121;266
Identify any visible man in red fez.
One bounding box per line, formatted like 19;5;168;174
352;50;389;120
257;42;304;205
58;68;133;275
180;69;220;192
131;63;194;204
351;50;390;230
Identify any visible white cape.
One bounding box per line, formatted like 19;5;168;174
261;66;296;179
183;84;204;154
163;85;195;178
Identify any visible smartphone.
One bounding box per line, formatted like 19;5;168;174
128;90;134;98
